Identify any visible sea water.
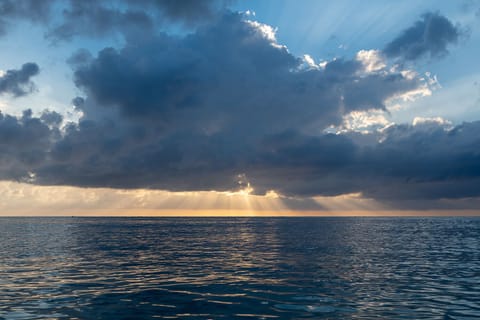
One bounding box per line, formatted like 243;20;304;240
0;217;479;319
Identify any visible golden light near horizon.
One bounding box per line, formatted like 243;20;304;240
312;193;387;212
0;181;289;216
1;181;478;216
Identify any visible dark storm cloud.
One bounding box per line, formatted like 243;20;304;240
254;121;480;201
26;13;456;199
384;12;461;61
359;121;480;200
0;109;59;181
46;114;479;202
0;10;479;208
0;63;39;97
72;13;419;131
51;12;423;195
3;108;480;206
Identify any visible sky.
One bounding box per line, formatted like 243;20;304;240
0;0;480;216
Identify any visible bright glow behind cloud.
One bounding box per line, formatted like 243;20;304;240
356;49;386;73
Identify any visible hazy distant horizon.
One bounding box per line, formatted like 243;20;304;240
2;209;479;217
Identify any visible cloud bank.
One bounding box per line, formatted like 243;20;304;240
0;5;476;209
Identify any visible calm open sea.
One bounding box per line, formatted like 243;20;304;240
0;217;479;319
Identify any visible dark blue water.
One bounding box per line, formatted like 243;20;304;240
0;217;479;319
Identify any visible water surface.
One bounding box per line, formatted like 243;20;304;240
0;217;479;319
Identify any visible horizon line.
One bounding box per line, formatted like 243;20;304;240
1;209;479;217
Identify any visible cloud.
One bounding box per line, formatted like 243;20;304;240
0;109;59;181
47;0;154;41
2;107;480;207
0;11;478;209
384;12;461;61
18;9;457;199
131;0;231;23
72;13;420;127
0;0;232;40
42;13;420;193
0;62;39;97
0;0;53;35
233;120;480;202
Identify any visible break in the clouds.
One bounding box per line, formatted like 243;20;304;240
0;2;478;210
0;63;39;97
384;12;461;61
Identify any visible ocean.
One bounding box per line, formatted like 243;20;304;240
0;217;479;319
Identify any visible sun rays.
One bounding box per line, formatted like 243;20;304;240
1;181;478;216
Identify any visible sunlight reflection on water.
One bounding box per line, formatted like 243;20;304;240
0;217;479;319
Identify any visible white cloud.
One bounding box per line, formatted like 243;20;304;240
338;110;393;133
246;20;278;43
356;49;386;73
412;116;451;127
303;54;318;69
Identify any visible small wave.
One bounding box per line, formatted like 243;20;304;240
274;303;336;313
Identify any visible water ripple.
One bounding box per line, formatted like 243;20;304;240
0;217;479;319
